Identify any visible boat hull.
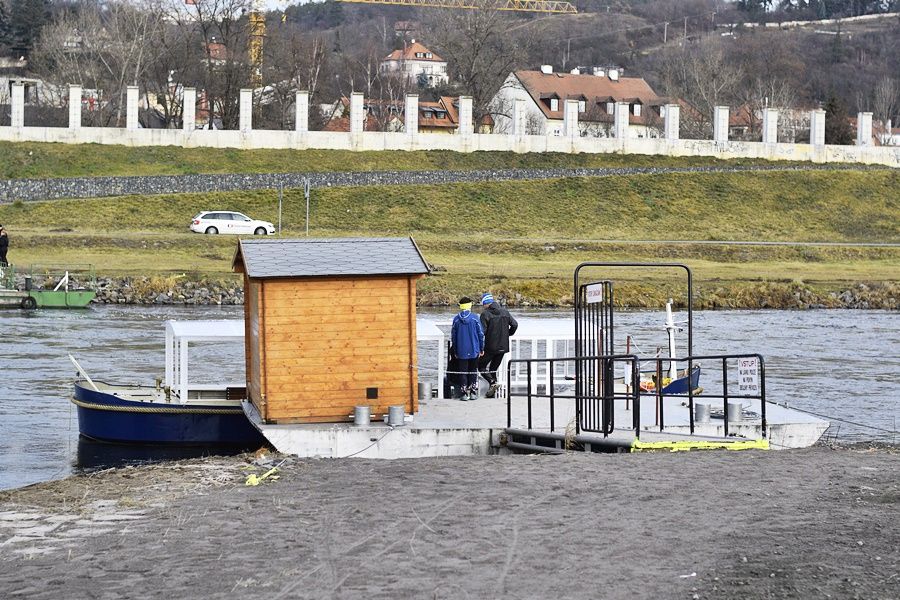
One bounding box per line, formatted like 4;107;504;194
73;382;266;447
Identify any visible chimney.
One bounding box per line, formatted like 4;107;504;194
608;68;619;81
540;64;553;74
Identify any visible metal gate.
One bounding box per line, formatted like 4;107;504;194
574;280;615;434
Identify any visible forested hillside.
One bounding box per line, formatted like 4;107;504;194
1;0;897;138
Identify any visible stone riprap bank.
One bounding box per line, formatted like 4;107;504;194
0;164;886;203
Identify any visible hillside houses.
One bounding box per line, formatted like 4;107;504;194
323;96;492;134
490;66;666;138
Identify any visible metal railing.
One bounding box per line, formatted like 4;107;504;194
506;354;642;437
506;352;767;440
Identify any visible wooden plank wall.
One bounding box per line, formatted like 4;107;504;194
246;279;265;419
260;276;418;423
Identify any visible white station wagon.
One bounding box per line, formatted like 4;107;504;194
190;211;275;235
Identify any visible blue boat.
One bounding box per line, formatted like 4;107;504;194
70;320;266;448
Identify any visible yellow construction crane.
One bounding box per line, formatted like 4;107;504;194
338;0;577;14
248;0;577;87
249;0;267;87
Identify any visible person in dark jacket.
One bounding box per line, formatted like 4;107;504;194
0;225;8;266
478;293;519;398
451;296;484;401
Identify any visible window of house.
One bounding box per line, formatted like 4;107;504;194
550;98;559;111
633;104;642;117
606;102;614;114
578;100;586;113
426;52;432;58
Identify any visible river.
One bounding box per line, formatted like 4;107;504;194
1;306;897;491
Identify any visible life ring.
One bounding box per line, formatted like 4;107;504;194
20;296;37;310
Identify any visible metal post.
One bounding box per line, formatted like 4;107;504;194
526;361;532;430
759;356;767;438
656;359;664;431
549;359;555;432
304;177;310;236
722;357;729;438
506;360;512;428
278;183;283;234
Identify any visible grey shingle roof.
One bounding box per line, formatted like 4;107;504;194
234;237;430;279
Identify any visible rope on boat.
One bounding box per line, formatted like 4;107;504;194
70;397;243;415
769;402;900;436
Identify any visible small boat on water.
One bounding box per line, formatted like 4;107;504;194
71;320;266;447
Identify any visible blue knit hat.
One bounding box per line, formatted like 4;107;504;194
481;293;494;306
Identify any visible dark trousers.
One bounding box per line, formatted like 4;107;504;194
478;351;506;385
0;249;7;266
455;358;479;393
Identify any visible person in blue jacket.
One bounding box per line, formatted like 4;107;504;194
451;296;484;401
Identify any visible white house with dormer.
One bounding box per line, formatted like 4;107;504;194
379;40;449;88
489;65;666;138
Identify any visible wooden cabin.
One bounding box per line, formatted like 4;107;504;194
232;237;430;424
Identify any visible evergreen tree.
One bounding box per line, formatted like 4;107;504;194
0;1;12;54
824;95;854;145
9;0;50;57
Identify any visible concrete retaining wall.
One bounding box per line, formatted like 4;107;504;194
1;124;898;168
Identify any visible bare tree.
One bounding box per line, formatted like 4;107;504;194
426;9;534;118
657;39;741;138
33;0;165;126
872;75;899;144
258;23;328;129
162;0;251;129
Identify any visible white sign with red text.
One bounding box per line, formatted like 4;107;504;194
737;357;760;394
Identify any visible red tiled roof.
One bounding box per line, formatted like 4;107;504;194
514;70;662;125
384;41;444;63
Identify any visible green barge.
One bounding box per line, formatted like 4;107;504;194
0;265;96;309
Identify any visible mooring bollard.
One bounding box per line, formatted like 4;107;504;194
694;402;710;424
353;406;370;426
726;401;742;423
388;405;405;427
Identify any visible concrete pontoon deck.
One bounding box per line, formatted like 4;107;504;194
245;392;828;458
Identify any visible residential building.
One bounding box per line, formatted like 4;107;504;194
489;65;665;138
380;40;449;88
323;96;492;134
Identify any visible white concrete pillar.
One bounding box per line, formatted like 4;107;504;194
614;102;629;139
511;98;526;136
713;106;729;144
126;85;139;130
563;99;579;138
664;103;680;141
458;96;473;136
183;88;196;132
295;91;309;133
11;82;25;128
810;109;825;146
239;88;252;132
762;108;778;144
68;85;82;129
856;112;873;147
404;94;418;136
349;92;364;134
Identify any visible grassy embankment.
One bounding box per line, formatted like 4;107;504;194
0;140;812;179
2;165;898;307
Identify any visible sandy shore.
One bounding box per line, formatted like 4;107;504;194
1;447;897;599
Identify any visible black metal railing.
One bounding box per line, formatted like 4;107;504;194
638;353;767;438
507;354;642;438
506;352;767;440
